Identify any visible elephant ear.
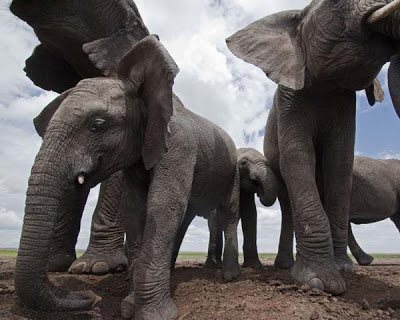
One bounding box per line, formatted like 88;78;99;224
24;45;81;93
117;35;179;170
83;27;150;77
365;78;384;106
388;54;400;118
226;10;306;90
33;89;73;138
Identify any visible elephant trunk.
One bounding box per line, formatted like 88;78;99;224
368;9;400;119
256;162;279;207
15;137;97;310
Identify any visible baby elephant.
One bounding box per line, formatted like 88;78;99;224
206;148;279;269
16;35;240;319
276;156;400;269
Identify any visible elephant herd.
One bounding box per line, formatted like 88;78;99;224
8;0;400;319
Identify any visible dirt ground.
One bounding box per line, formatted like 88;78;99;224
2;258;400;319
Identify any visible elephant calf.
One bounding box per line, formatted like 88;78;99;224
205;148;278;269
16;35;240;319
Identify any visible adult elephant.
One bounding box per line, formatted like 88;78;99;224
227;0;400;294
10;0;149;273
16;35;241;317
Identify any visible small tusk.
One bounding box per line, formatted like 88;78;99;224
78;174;85;185
368;0;400;24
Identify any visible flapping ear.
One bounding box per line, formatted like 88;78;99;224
33;89;73;138
25;45;81;93
83;26;150;77
388;54;400;118
226;10;306;90
365;78;384;106
117;35;179;170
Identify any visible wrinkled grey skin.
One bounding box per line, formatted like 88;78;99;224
205;148;278;269
16;36;240;318
10;0;149;274
277;156;400;267
227;0;400;294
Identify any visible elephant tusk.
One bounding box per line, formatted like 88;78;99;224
367;0;400;24
78;174;85;185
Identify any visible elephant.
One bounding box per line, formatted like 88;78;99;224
226;0;400;294
204;148;279;269
276;156;400;268
16;35;241;318
10;0;150;274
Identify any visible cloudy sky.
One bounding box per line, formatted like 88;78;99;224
1;0;400;255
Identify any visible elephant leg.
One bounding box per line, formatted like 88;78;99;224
205;209;223;268
219;167;241;281
120;167;148;320
279;128;345;295
348;224;374;266
123;164;194;320
171;208;196;270
240;191;262;269
69;171;127;275
322;139;355;274
390;212;400;232
48;187;90;272
274;188;295;269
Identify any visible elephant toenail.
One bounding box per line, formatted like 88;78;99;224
308;278;324;291
92;262;110;275
329;279;345;294
69;262;87;274
343;264;354;273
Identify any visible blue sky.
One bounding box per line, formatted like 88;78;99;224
0;0;399;254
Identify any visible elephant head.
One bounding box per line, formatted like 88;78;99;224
226;0;400;117
9;0;149;92
237;148;278;207
15;35;179;311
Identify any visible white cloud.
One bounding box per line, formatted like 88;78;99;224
1;0;400;257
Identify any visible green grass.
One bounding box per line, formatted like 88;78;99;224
1;249;400;260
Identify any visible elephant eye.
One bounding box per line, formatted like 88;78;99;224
89;118;106;132
239;158;248;166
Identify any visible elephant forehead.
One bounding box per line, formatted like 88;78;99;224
56;79;126;120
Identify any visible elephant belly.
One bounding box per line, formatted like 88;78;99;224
350;159;399;224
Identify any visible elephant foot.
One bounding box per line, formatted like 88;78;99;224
354;252;374;266
222;261;241;281
205;257;222;269
122;293;178;320
69;250;128;275
291;255;346;295
47;252;76;272
242;258;263;269
335;254;354;273
274;252;294;270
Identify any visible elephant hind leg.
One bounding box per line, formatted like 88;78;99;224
348;224;374;266
205;209;223;268
390;211;400;232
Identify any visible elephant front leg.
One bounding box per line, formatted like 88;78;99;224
274;190;295;269
205;209;223;268
48;186;90;272
322;140;355;274
280;136;345;295
348;224;373;266
124;165;194;320
240;191;262;269
69;171;127;275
